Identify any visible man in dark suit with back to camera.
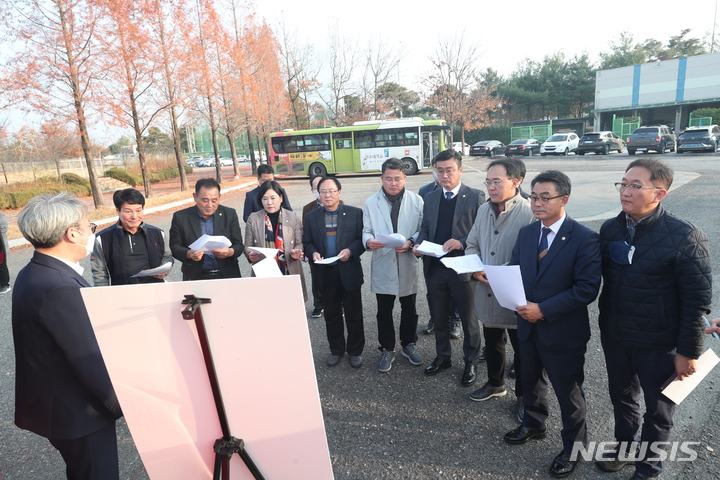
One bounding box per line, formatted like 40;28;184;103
503;170;601;478
243;164;292;223
170;178;244;280
413;149;485;386
303;176;366;368
13;192;123;480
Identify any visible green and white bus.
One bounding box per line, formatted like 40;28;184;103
268;118;449;177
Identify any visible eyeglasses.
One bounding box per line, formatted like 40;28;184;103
319;190;339;195
435;168;458;177
484;179;508;187
76;223;98;233
614;183;662;193
529;195;563;205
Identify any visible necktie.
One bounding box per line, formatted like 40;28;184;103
445;191;453;200
538;227;551;260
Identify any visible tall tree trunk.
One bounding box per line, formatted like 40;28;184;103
247;125;257;176
207;94;222;183
225;129;239;177
129;85;152;198
170;105;188;190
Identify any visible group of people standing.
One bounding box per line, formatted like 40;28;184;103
8;149;716;480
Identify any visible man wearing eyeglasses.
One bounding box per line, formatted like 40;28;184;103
465;159;534;422
413;149;485;386
502;170;601;479
596;159;711;480
303;176;366;368
13;193;123;479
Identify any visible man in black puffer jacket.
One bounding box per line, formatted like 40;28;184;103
596;159;711;480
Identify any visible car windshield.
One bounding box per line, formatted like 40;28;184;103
681;130;710;138
547;135;568;142
632;128;659;134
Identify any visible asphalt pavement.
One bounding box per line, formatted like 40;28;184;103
1;152;719;479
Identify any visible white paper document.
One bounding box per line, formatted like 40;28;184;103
483;265;527;311
188;234;231;252
252;256;284;277
376;233;406;249
315;255;343;265
661;349;720;404
130;262;173;278
415;240;448;258
248;246;280;258
440;255;484;274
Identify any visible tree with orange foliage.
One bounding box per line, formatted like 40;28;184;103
1;0;106;207
38;119;83;180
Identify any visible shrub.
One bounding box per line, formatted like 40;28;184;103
148;165;193;183
104;168;139;186
61;173;91;190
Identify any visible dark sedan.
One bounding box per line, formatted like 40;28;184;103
577;131;626;155
470;140;505;158
505;139;541;157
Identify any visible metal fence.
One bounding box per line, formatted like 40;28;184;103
510;124;552;143
0;156;140;185
612;115;641;138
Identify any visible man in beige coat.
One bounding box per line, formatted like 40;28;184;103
363;158;424;373
465;159;534;420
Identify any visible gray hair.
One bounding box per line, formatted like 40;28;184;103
18;192;87;248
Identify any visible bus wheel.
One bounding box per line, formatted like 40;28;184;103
308;162;327;177
401;158;418;175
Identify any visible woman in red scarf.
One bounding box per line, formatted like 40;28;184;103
245;181;307;301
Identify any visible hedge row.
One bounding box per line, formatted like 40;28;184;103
104;166;193;187
0;174;92;209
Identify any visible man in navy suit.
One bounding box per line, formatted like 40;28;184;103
303;177;366;368
503;170;601;478
170;178;244;281
413;149;485;386
13;192;123;480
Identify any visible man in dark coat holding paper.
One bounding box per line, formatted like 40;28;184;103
170;178;244;281
596;159;711;480
13;192;123;480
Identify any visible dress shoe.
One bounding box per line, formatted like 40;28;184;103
595;443;637;473
424;357;452;376
449;322;462;339
326;353;343;366
461;362;477;386
504;425;547;445
349;355;363;368
421;321;434;335
508;361;516;378
469;382;506;402
477;346;486;363
549;450;577;478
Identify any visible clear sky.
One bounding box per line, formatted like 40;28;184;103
3;0;718;143
256;0;718;88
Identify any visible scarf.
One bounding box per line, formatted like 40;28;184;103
264;210;287;274
382;187;405;233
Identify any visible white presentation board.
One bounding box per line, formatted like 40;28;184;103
81;276;334;480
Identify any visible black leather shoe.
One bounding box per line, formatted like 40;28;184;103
424;357;451;375
504;425;547;445
550;450;577;478
421;321;435;335
461;362;476;386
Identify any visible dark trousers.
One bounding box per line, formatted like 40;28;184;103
427;265;481;362
49;422;119;480
485;327;522;396
310;262;323;309
425;291;460;323
323;267;364;356
520;327;588;454
0;259;8;286
376;293;418;351
601;332;677;477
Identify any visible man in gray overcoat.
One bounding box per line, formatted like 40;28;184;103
363;158;424;372
465;159;534;420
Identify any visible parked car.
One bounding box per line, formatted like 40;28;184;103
626;125;676;155
452;142;470;156
237;154;249;163
186;155;204;165
198;157;216;167
505;139;541;157
540;133;580;156
577;131;626;155
676;125;720;153
220;157;233;166
469;140;505;158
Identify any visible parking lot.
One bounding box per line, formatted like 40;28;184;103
1;152;719;479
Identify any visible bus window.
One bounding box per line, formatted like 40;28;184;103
333;131;352;149
354;130;374;149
